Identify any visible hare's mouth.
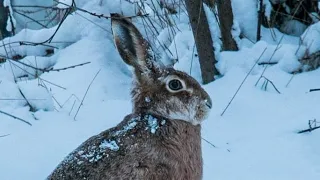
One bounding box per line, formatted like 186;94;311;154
193;102;211;125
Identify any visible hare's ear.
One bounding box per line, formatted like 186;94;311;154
111;14;159;79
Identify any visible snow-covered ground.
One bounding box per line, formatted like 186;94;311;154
1;0;320;179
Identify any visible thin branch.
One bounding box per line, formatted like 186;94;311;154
0;41;58;49
285;72;296;88
13;9;48;28
255;45;282;86
298;126;320;133
221;47;267;116
53;0;148;20
4;58;67;90
61;94;81;107
258;62;277;65
0;134;10;138
261;76;281;94
74;12;111;33
69;100;76;116
0;98;45;100
9;59;91;73
0;110;32;126
298;119;320;134
12;5;60;9
310;88;320;92
18;87;35;112
74;69;101;120
201;137;217;148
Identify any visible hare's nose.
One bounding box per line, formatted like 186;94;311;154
205;98;212;109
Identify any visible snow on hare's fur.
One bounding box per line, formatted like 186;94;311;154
47;13;212;180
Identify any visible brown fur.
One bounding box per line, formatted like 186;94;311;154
47;13;211;180
47;114;202;180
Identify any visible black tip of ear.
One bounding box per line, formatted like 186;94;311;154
110;13;121;18
111;13;132;28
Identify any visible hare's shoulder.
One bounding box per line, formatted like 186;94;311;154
48;113;168;179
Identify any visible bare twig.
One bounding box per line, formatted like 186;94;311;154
12;5;60;9
61;94;81;107
18;87;36;112
74;12;111;33
201;137;217;148
9;59;91;73
221;48;267;116
54;0;148;20
298;126;320;133
258;62;277;66
5;59;67;90
255;45;282;86
285;72;296;88
0;134;10;138
2;41;58;49
74;69;101;120
0;98;45;100
298;119;320;134
310;88;320;92
260;76;281;94
13;9;48;28
0;110;32;126
69;100;76;116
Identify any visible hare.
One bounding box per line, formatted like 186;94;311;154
47;13;212;180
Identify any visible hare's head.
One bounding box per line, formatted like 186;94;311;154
111;14;212;125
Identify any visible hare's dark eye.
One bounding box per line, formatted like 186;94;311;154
168;79;183;91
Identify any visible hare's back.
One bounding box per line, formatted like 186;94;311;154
47;114;174;180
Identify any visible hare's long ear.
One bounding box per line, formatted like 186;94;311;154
111;14;160;81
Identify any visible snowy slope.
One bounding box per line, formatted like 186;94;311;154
1;0;320;180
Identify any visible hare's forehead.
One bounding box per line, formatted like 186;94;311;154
158;74;181;83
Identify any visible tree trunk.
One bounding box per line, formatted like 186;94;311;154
257;0;264;41
0;0;10;39
216;0;238;51
185;0;218;84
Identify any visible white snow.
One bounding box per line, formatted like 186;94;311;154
114;120;137;136
231;0;258;41
263;0;273;21
99;140;119;151
301;22;320;54
18;79;55;111
1;0;320;180
146;115;160;134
